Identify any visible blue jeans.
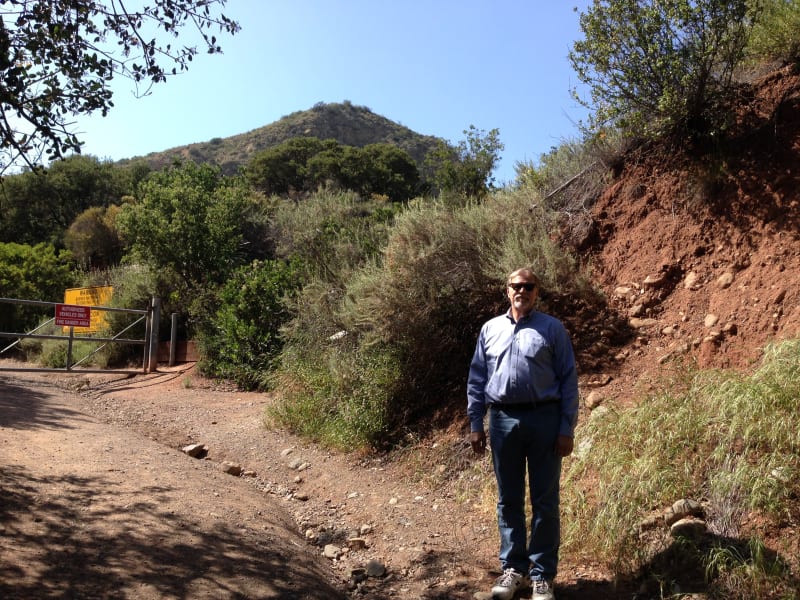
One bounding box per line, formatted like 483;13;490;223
489;403;561;580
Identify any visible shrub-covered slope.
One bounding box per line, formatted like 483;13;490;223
121;101;443;175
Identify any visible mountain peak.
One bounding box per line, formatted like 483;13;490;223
123;101;443;175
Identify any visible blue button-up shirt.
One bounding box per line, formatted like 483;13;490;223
467;309;579;437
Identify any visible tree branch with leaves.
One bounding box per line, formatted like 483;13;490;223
0;0;240;173
569;0;758;143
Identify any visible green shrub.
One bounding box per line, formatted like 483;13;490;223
268;342;400;449
64;205;124;269
746;0;800;64
269;188;398;280
195;258;302;390
115;162;251;288
424;125;503;202
16;318;103;368
570;0;755;142
246;137;420;201
73;264;177;368
0;242;76;332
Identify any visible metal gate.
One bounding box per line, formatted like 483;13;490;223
0;297;161;374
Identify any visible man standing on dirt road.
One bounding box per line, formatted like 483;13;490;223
467;267;579;600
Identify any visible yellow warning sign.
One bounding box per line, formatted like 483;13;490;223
63;286;113;333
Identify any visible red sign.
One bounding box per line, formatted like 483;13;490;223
55;304;91;328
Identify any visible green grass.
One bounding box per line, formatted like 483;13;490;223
561;339;800;597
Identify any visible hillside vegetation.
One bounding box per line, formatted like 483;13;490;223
2;1;800;597
121;100;443;175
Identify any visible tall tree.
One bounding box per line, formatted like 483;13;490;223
115;162;250;287
64;204;123;269
570;0;756;141
0;155;142;246
0;0;239;173
425;125;503;201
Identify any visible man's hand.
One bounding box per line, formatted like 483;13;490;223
555;434;574;457
470;430;486;455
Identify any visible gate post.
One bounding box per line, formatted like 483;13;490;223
147;296;161;373
66;326;75;371
170;312;178;367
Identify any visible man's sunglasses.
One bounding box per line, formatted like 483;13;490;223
508;282;536;292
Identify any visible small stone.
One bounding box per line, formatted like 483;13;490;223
717;272;734;288
350;567;368;583
347;537;368;550
704;314;719;327
365;559;386;577
294;492;309;501
589;405;609;420
586;374;612;387
670;498;703;519
323;544;342;559
629;303;645;317
221;461;242;476
630;317;659;328
771;467;790;483
181;443;207;458
359;524;373;535
585;391;603;409
614;286;633;298
643;273;665;288
670;517;707;539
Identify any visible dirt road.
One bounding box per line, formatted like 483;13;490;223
1;364;621;599
0;368;345;600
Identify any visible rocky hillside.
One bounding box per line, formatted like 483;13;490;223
579;64;800;404
121;101;443;175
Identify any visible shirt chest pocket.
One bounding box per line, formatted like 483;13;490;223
516;329;549;360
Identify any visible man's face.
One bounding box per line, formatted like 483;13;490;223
506;275;538;316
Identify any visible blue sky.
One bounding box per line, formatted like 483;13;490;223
74;1;593;186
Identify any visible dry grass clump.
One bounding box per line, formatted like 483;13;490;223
562;340;800;598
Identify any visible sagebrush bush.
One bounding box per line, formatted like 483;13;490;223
74;264;182;368
16;318;103;368
271;188;592;449
267;341;400;449
268;188;398;281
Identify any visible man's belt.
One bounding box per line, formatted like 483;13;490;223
489;400;560;410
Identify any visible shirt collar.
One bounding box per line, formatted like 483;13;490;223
505;308;534;324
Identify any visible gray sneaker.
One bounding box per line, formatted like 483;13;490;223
491;568;530;600
531;578;555;600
